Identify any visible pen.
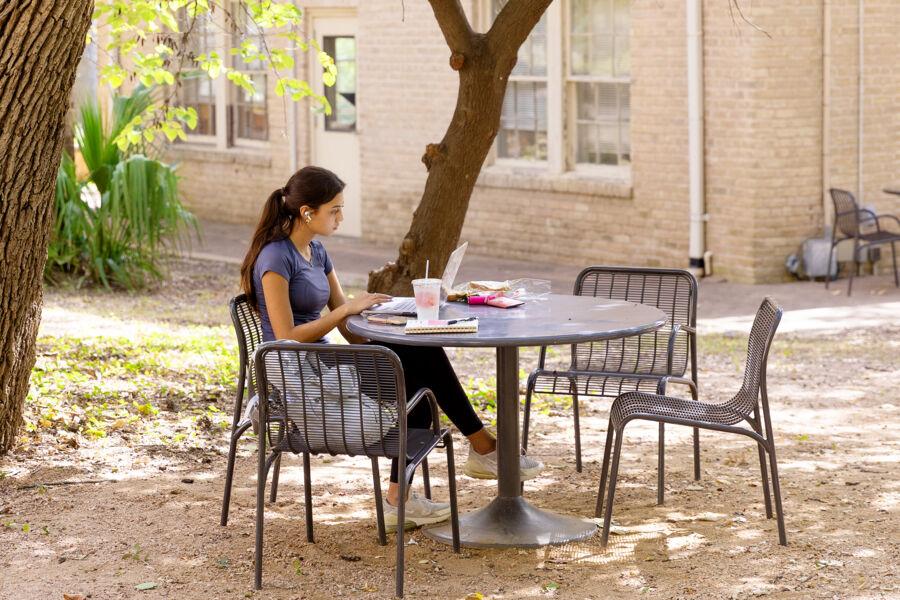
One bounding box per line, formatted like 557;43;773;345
446;317;477;325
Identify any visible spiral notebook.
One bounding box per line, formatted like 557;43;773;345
404;318;479;335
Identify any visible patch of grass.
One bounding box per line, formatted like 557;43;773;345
25;331;236;445
464;369;572;427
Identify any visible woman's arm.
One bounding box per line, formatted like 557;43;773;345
262;272;349;342
327;268;373;344
262;270;390;343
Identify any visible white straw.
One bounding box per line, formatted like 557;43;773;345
425;259;430;279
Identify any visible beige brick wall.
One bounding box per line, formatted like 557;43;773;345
150;0;897;283
828;0;899;223
357;1;461;243
465;0;691;274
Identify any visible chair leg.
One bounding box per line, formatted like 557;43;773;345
657;423;665;505
692;379;701;481
444;433;461;553
396;459;407;598
303;452;314;543
269;453;282;503
371;458;387;546
825;242;835;289
767;443;788;546
891;241;898;287
422;458;431;500
756;442;773;519
693;428;701;481
254;451;278;590
522;378;535;453
848;241;858;296
572;390;583;473
221;421;252;526
595;420;615;518
601;428;625;547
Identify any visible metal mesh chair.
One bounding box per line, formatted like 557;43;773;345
221;294;283;526
826;188;900;296
221;295;437;527
597;297;786;547
252;342;460;598
523;267;699;503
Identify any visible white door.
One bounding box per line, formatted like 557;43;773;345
311;15;361;237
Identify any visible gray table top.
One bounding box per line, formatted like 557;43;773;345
346;294;668;348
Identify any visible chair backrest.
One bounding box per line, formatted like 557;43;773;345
254;342;406;457
830;188;861;238
726;297;783;418
230;294;264;396
572;267;698;376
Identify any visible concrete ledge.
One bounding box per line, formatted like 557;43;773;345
167;145;272;168
477;165;633;199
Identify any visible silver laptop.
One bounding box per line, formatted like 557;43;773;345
368;242;468;315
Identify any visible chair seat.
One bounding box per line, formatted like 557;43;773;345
859;230;900;243
276;426;443;462
531;368;681;398
609;391;747;429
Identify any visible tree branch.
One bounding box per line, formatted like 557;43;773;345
426;0;474;53
487;0;552;58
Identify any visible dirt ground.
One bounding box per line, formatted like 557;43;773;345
1;258;898;599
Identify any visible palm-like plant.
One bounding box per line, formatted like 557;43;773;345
48;87;196;288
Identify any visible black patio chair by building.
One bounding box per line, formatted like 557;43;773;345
826;188;900;296
597;297;786;547
252;342;460;598
220;294;284;526
522;267;699;504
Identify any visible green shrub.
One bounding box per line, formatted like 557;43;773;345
46;87;197;289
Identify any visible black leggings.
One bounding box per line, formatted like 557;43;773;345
375;342;484;484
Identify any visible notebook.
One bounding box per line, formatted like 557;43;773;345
404;317;479;335
367;242;469;316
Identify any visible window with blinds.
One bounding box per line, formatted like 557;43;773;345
494;0;548;161
176;10;217;137
231;6;268;142
568;0;630;166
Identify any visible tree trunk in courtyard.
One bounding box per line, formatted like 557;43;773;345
368;0;551;295
0;1;93;453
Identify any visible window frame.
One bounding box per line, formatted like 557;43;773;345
174;6;270;150
483;0;630;178
176;9;220;145
230;4;270;145
563;0;631;170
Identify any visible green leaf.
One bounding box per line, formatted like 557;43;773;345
135;582;157;591
226;69;255;94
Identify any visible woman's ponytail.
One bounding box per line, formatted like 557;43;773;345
240;166;345;311
240;188;293;310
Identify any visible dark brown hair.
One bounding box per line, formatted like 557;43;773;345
240;166;345;310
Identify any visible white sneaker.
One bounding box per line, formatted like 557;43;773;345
463;446;543;481
382;493;451;532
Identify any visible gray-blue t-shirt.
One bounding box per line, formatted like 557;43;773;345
253;238;334;341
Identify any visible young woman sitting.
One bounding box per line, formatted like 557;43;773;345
239;166;543;531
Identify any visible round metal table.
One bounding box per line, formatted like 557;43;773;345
347;294;667;548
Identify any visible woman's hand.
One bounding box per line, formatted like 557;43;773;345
342;292;392;316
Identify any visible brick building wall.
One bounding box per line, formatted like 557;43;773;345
146;0;896;284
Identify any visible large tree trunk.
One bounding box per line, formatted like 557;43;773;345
368;0;551;295
0;1;93;453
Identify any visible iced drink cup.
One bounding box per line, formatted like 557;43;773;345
412;278;441;321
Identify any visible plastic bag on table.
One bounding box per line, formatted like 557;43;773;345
505;278;551;302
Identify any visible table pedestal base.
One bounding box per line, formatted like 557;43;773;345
424;496;597;548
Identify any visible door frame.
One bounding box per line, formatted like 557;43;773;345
306;8;361;237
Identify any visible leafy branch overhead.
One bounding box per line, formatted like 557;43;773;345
92;0;338;149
